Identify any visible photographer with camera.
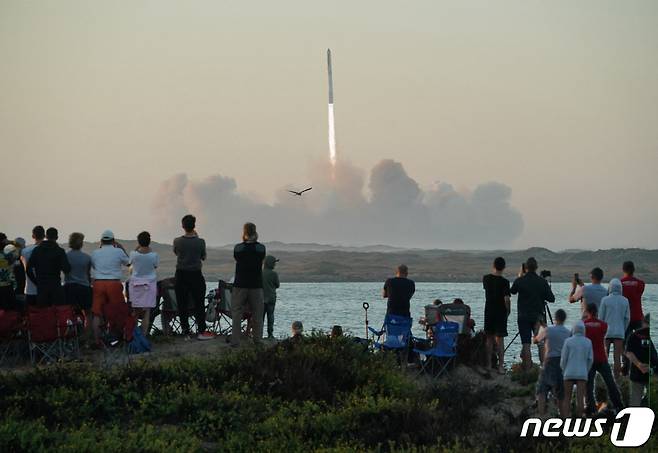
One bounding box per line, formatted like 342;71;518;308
510;257;555;370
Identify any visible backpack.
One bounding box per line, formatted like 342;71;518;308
206;297;218;323
128;326;151;354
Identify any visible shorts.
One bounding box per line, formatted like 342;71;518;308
518;317;539;344
484;309;508;337
536;357;565;399
36;283;66;306
92;280;125;316
64;283;93;310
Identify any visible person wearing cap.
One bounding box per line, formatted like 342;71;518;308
26;227;71;307
0;233;17;310
231;222;266;346
90;229;129;343
262;255;280;339
625;314;657;406
21;225;45;306
12;237;26;298
561;320;593;417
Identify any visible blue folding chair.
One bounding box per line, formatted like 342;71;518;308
368;314;413;362
413;321;459;377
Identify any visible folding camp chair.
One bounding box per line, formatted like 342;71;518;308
413;321;459;378
27;306;60;365
55;305;82;360
0;309;25;367
368;314;413;363
205;281;251;337
152;278;197;335
437;303;473;335
101;301;137;365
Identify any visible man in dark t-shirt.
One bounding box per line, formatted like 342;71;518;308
625;314;657;407
231;222;267;347
483;257;511;373
510;257;555;370
382;264;415;318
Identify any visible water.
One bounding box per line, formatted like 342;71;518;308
239;282;658;363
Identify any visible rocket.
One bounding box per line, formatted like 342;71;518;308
327;49;334;104
327;49;337;165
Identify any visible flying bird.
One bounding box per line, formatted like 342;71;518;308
288;187;313;197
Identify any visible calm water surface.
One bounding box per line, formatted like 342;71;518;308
240;282;658;363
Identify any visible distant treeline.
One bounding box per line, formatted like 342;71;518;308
82;241;658;283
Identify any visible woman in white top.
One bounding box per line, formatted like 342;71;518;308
128;231;159;335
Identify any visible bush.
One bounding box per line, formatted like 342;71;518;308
1;335;653;452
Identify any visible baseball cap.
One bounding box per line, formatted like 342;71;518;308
101;230;115;241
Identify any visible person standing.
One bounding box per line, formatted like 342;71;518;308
231;222;266;346
90;230;129;343
621;261;645;375
262;255;280;339
0;236;17;310
510;257;555;370
534;309;571;416
625;314;657;407
64;232;92;318
561;321;593;418
21;225;45;306
12;237;26;298
483;257;511;374
128;231;159;336
26;227;71;306
569;267;608;315
599;278;630;378
173;215;212;340
382;264;415;318
582;303;624;415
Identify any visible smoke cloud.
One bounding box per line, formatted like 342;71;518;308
152;159;523;248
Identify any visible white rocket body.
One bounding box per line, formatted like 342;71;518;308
327;49;336;166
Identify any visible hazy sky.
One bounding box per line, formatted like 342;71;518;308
1;1;657;249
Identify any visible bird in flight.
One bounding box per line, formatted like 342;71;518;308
288;187;313;196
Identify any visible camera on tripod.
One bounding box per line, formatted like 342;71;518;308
540;270;552;280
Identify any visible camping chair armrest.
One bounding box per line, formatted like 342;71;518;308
367;327;384;336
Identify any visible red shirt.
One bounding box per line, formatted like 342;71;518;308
621;276;645;322
584;316;608;364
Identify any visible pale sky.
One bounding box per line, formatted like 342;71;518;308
1;1;657;249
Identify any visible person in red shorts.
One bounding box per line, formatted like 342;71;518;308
90;230;129;344
621;261;645;375
583;303;624;415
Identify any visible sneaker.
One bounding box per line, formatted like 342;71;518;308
197;331;215;341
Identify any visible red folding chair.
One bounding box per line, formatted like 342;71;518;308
27;306;60;365
101;301;137;365
0;309;25;367
54;305;82;360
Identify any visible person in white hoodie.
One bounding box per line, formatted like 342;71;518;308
561;321;593;417
600;278;630;378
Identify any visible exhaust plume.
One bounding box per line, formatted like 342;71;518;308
152;159;524;248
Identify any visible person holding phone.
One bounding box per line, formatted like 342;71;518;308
90;230;129;344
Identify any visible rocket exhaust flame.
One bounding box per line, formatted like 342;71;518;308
328;104;336;166
327;49;336;167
